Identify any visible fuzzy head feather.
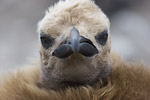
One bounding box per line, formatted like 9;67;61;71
38;0;112;90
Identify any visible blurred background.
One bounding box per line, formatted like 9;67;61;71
0;0;150;74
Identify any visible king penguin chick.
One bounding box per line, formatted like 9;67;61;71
0;0;150;100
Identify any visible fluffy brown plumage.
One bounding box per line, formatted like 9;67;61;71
0;0;150;100
0;55;150;100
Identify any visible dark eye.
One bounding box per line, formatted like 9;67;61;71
95;30;108;46
40;33;54;49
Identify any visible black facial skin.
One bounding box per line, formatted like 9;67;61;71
40;28;108;59
40;32;55;49
95;30;108;46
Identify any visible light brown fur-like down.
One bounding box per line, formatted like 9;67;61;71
0;55;150;100
0;0;150;100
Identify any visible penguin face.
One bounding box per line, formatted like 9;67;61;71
38;0;112;88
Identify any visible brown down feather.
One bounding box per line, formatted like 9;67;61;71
0;0;150;100
0;54;150;100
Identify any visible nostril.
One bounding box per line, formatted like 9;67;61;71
79;36;97;48
63;37;71;44
80;36;93;44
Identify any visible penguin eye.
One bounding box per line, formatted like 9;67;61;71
40;32;55;49
95;30;108;46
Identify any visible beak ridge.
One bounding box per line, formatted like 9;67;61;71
70;27;80;52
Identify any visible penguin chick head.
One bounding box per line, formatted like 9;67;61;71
38;0;111;90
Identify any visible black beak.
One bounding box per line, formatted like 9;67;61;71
52;27;98;59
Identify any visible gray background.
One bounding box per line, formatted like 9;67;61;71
0;0;150;74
